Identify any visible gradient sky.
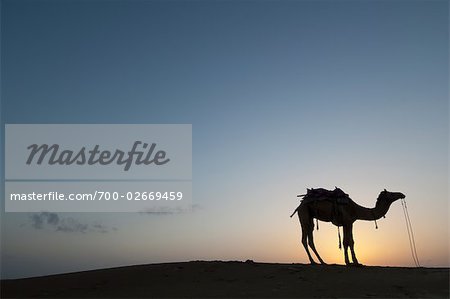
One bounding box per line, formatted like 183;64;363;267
1;0;448;278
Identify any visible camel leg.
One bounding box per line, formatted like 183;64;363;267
343;225;351;265
307;228;326;265
298;213;316;265
348;224;360;265
301;223;316;264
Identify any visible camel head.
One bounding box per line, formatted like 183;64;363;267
377;189;405;204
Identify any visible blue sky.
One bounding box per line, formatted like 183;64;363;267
1;0;448;278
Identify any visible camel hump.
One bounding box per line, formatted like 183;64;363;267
301;187;351;204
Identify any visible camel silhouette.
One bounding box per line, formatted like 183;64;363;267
290;189;405;266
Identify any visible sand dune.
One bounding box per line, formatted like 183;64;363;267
1;261;448;298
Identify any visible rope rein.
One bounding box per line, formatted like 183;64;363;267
401;198;420;267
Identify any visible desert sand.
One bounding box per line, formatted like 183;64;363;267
1;261;448;298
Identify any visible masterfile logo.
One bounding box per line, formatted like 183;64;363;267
6;124;191;180
26;141;170;171
5;124;192;212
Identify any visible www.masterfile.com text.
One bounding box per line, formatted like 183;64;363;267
10;191;184;201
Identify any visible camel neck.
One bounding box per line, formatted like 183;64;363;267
354;200;391;221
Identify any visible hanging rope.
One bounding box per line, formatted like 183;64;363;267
401;198;420;267
337;226;342;250
371;211;378;229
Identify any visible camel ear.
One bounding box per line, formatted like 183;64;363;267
384;189;387;192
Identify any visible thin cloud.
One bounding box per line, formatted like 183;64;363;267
139;204;201;215
29;212;117;233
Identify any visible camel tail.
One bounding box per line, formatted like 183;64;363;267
290;206;300;218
